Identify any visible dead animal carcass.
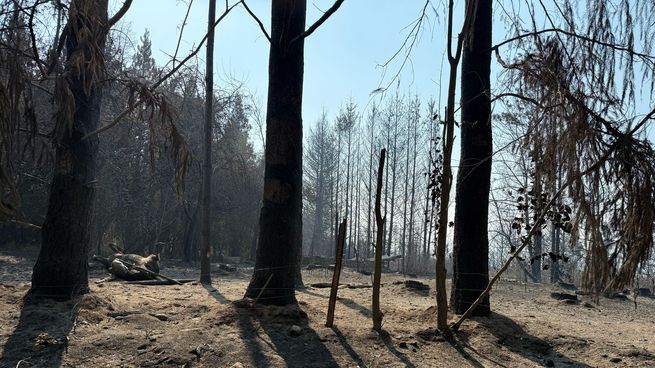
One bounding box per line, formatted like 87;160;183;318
94;253;160;281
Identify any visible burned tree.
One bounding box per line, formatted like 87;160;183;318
30;0;115;298
451;0;493;316
200;0;217;284
244;0;344;305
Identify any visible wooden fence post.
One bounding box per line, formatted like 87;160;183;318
326;218;347;327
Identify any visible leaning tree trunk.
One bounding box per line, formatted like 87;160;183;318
245;0;306;305
30;0;109;299
451;0;493;316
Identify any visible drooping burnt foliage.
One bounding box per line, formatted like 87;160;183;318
0;1;262;296
496;0;655;294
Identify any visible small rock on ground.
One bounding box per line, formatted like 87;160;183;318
289;325;302;337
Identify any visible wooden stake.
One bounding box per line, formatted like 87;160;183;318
326;218;347;327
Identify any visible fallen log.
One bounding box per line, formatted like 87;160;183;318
404;280;430;291
125;279;196;285
550;292;578;301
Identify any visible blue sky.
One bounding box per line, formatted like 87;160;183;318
111;0;653;147
113;0;454;128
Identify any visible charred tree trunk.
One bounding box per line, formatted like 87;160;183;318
200;0;216;284
372;149;386;331
436;2;460;329
30;0;109;299
245;0;307;305
451;0;493;316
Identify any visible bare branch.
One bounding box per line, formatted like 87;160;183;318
629;106;655;135
82;0;241;140
172;0;194;69
108;0;133;28
491;92;561;111
28;3;46;78
375;0;430;94
490;27;655;63
290;0;345;44
241;0;270;43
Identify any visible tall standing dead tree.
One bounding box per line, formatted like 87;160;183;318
31;0;118;298
433;0;476;330
200;0;216;284
244;0;344;305
372;149;386;331
451;0;493;316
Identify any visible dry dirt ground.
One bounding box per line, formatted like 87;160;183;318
1;248;655;368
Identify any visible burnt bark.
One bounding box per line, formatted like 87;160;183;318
245;0;307;305
451;0;492;316
372;149;386;331
200;0;216;284
30;0;109;299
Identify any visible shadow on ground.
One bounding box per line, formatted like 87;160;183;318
379;330;417;368
298;288;371;317
0;294;76;368
459;312;592;367
332;326;367;368
203;283;229;304
235;303;341;368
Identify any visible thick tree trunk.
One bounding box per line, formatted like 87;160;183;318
30;0;109;299
245;0;306;305
451;0;493;316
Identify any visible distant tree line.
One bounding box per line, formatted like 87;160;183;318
302;95;440;275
